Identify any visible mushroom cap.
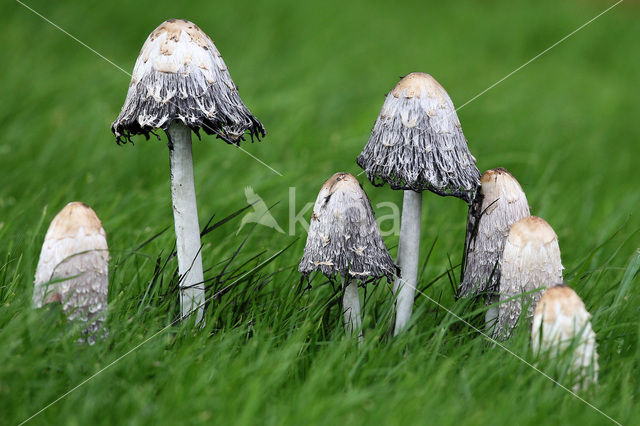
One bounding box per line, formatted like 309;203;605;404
496;216;564;338
531;285;598;388
299;172;397;281
33;202;109;333
459;168;530;298
356;72;480;202
111;19;265;145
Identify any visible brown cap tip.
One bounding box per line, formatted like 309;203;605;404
320;172;361;196
46;202;104;240
480;168;525;204
148;19;212;49
534;285;586;323
507;216;557;248
390;72;448;101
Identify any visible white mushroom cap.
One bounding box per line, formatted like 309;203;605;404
496;216;563;338
532;285;599;390
33;202;109;340
299;173;397;281
357;72;480;202
459;168;530;298
112;19;265;145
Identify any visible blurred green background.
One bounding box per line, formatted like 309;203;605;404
1;0;639;424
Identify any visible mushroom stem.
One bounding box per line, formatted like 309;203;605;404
342;277;363;339
167;121;205;324
485;304;498;337
393;190;422;335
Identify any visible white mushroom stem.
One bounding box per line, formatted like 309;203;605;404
342;277;363;339
393;190;422;335
167;121;205;324
485;305;498;337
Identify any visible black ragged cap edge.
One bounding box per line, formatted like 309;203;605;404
299;262;399;286
203;114;267;146
357;165;480;204
110;115;267;147
111;120;162;146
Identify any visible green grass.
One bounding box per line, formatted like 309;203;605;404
2;0;640;424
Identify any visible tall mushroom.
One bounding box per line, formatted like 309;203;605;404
111;19;266;323
357;72;480;335
458;168;530;327
299;173;397;337
532;284;599;391
33;202;109;343
496;216;564;339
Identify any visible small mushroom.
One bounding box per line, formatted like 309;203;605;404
532;284;598;391
299;173;396;337
357;72;480;335
111;19;266;323
496;216;564;338
459;168;530;326
33;202;109;343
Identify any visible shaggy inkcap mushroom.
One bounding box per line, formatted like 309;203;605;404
459;168;530;299
357;72;480;335
111;19;265;144
111;19;266;324
299;172;396;280
357;72;480;199
33;202;109;343
532;285;599;391
299;172;396;336
496;216;564;339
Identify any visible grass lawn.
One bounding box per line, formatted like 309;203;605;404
2;0;639;424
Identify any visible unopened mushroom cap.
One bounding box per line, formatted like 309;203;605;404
33;202;109;335
531;284;599;388
357;72;480;202
496;216;563;338
299;172;397;281
111;19;265;145
459;168;530;298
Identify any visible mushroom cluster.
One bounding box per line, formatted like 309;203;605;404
23;17;604;394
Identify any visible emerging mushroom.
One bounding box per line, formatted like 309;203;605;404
532;284;599;391
496;216;564;339
111;19;266;323
33;202;109;343
459;168;530;325
299;173;396;337
357;72;480;335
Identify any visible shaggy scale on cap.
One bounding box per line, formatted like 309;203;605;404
357;72;480;202
111;19;265;145
532;285;599;390
459;168;530;298
33;202;109;342
299;173;397;281
496;216;564;338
